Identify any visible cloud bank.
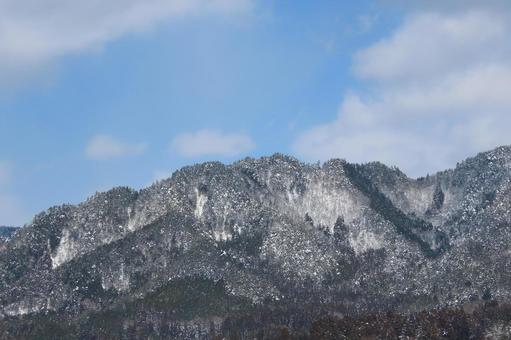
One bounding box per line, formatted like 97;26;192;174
0;0;252;84
85;135;147;160
171;129;255;157
294;3;511;177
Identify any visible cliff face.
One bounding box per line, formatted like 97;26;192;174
1;147;511;338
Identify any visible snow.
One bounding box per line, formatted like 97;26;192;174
50;228;77;269
349;230;384;255
7;149;511;328
403;185;435;214
194;188;207;219
126;207;137;232
3;299;43;317
213;229;232;242
101;263;130;292
211;205;234;241
115;263;130;291
283;179;365;233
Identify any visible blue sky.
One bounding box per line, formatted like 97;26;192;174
1;0;511;226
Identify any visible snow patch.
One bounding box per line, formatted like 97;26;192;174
126;215;139;232
283;180;365;233
3;299;43;317
213;229;233;242
349;230;384;255
126;206;155;233
101;263;130;292
126;207;138;232
403;185;434;214
210;203;236;242
194;188;207;219
50;228;77;269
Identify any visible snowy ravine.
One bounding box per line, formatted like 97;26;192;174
2;147;511;338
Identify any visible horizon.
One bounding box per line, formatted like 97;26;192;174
2;1;511;225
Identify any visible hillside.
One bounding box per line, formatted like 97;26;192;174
2;147;511;338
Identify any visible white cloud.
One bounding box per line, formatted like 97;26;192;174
294;5;511;177
171;129;255;157
384;0;511;14
354;11;509;84
0;0;252;84
85;135;147;160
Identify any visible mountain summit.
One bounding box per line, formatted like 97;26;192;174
2;147;511;338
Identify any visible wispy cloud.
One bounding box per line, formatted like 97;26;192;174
0;0;253;85
85;135;147;160
171;129;255;157
294;4;511;177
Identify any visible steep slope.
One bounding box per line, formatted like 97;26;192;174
1;148;511;337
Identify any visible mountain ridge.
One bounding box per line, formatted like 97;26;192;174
2;146;511;338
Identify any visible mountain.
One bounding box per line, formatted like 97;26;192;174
0;226;18;250
0;226;17;241
2;147;511;338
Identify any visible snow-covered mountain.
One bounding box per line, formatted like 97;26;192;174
0;226;17;243
2;147;511;338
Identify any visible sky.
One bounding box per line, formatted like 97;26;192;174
1;0;511;226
